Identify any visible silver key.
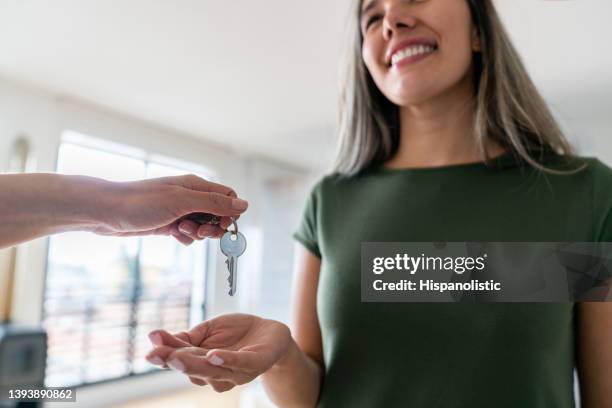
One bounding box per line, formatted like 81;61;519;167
220;221;246;296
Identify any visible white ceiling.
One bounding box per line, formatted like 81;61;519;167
0;0;610;169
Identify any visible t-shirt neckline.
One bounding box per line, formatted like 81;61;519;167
375;149;522;175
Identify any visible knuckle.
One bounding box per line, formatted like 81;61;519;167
211;194;222;206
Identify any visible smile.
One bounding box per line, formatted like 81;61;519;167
390;44;437;67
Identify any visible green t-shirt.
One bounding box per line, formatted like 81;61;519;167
293;150;612;408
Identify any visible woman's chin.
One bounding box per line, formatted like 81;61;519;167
389;91;438;108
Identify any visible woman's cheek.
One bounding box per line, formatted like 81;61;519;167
361;39;378;71
364;34;388;63
446;42;474;83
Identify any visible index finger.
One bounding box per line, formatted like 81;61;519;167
180;320;212;347
181;191;248;217
168;174;237;197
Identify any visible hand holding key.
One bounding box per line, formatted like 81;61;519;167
88;174;248;245
178;212;232;240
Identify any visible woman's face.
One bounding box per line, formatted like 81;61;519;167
360;0;480;106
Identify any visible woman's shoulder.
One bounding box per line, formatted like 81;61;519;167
308;172;359;194
539;152;611;180
538;153;612;206
557;154;612;185
581;156;612;203
579;156;612;241
585;156;612;179
550;154;612;240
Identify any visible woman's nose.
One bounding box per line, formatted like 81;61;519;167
382;6;417;41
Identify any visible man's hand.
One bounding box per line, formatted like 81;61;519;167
91;174;248;245
0;173;248;248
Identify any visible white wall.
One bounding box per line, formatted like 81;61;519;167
546;88;612;167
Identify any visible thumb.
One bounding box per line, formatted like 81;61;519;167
180;191;249;217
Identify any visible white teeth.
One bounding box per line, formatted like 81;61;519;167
391;45;435;66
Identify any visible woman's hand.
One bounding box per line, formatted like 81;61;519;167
146;314;293;393
90;174;249;245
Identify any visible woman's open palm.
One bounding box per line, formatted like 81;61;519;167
146;313;292;392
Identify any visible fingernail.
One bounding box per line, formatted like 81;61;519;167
208;355;224;366
232;198;248;211
167;358;186;372
148;356;164;366
148;332;162;346
197;225;213;238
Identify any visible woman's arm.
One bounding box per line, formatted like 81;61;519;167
260;244;324;407
0;173;247;248
576;302;612;408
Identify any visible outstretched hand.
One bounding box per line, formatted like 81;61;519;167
91;174;248;245
146;314;292;393
0;173;249;249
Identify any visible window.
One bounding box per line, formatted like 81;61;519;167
42;131;211;387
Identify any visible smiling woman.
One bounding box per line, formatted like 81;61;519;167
146;1;612;407
337;0;578;174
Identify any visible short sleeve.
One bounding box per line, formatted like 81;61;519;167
293;180;322;258
592;159;612;242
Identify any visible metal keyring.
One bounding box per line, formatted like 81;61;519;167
228;218;238;236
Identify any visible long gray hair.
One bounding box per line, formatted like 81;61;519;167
334;0;584;175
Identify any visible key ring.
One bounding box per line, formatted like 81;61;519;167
228;218;239;236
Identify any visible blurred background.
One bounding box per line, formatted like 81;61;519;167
0;0;610;407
